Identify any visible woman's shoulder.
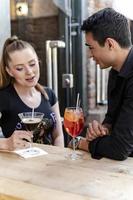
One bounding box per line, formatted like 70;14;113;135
44;87;57;106
0;84;13;94
0;85;13;106
44;86;54;94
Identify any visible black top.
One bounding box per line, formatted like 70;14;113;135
0;84;57;140
89;47;133;160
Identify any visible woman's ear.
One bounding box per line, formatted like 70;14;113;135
6;67;14;77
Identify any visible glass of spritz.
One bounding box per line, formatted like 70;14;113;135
64;107;84;160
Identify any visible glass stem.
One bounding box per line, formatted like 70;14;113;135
73;137;76;156
29;142;32;149
29;135;33;149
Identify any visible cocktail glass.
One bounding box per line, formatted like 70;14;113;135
64;107;84;160
18;112;44;149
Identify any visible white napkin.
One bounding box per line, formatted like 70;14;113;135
14;147;48;158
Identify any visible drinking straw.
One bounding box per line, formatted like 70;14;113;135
78;99;81;108
32;107;34;119
76;93;80;110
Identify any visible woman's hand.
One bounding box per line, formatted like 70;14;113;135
5;130;33;151
86;120;110;141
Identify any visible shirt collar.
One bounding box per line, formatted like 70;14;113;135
119;46;133;78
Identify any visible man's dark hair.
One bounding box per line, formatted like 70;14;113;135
81;8;132;48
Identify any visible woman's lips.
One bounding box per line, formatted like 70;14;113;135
25;76;35;81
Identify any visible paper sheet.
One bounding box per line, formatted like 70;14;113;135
14;147;48;158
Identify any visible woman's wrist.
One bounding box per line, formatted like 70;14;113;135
0;138;9;150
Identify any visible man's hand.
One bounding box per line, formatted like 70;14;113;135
86;120;110;141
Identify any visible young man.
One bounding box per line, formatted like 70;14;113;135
75;8;133;160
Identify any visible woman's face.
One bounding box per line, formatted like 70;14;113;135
6;47;40;88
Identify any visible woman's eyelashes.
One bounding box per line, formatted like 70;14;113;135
16;63;36;71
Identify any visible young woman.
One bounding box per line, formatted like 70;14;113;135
0;36;64;151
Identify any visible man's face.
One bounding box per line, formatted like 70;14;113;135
85;32;113;69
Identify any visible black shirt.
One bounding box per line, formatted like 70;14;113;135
0;84;57;139
89;47;133;160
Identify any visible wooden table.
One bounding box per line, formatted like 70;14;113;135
0;144;133;200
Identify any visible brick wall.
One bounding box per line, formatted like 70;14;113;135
11;16;59;85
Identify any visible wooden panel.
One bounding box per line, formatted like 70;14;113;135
0;177;97;200
0;144;132;199
0;193;23;200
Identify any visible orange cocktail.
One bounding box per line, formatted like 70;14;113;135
64;107;84;160
64;108;84;138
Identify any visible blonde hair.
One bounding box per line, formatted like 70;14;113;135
0;36;49;100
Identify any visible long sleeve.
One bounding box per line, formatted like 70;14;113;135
89;62;133;160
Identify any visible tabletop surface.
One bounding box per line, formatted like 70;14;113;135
0;144;133;200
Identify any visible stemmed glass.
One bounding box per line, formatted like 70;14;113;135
64;107;84;160
18;112;44;149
